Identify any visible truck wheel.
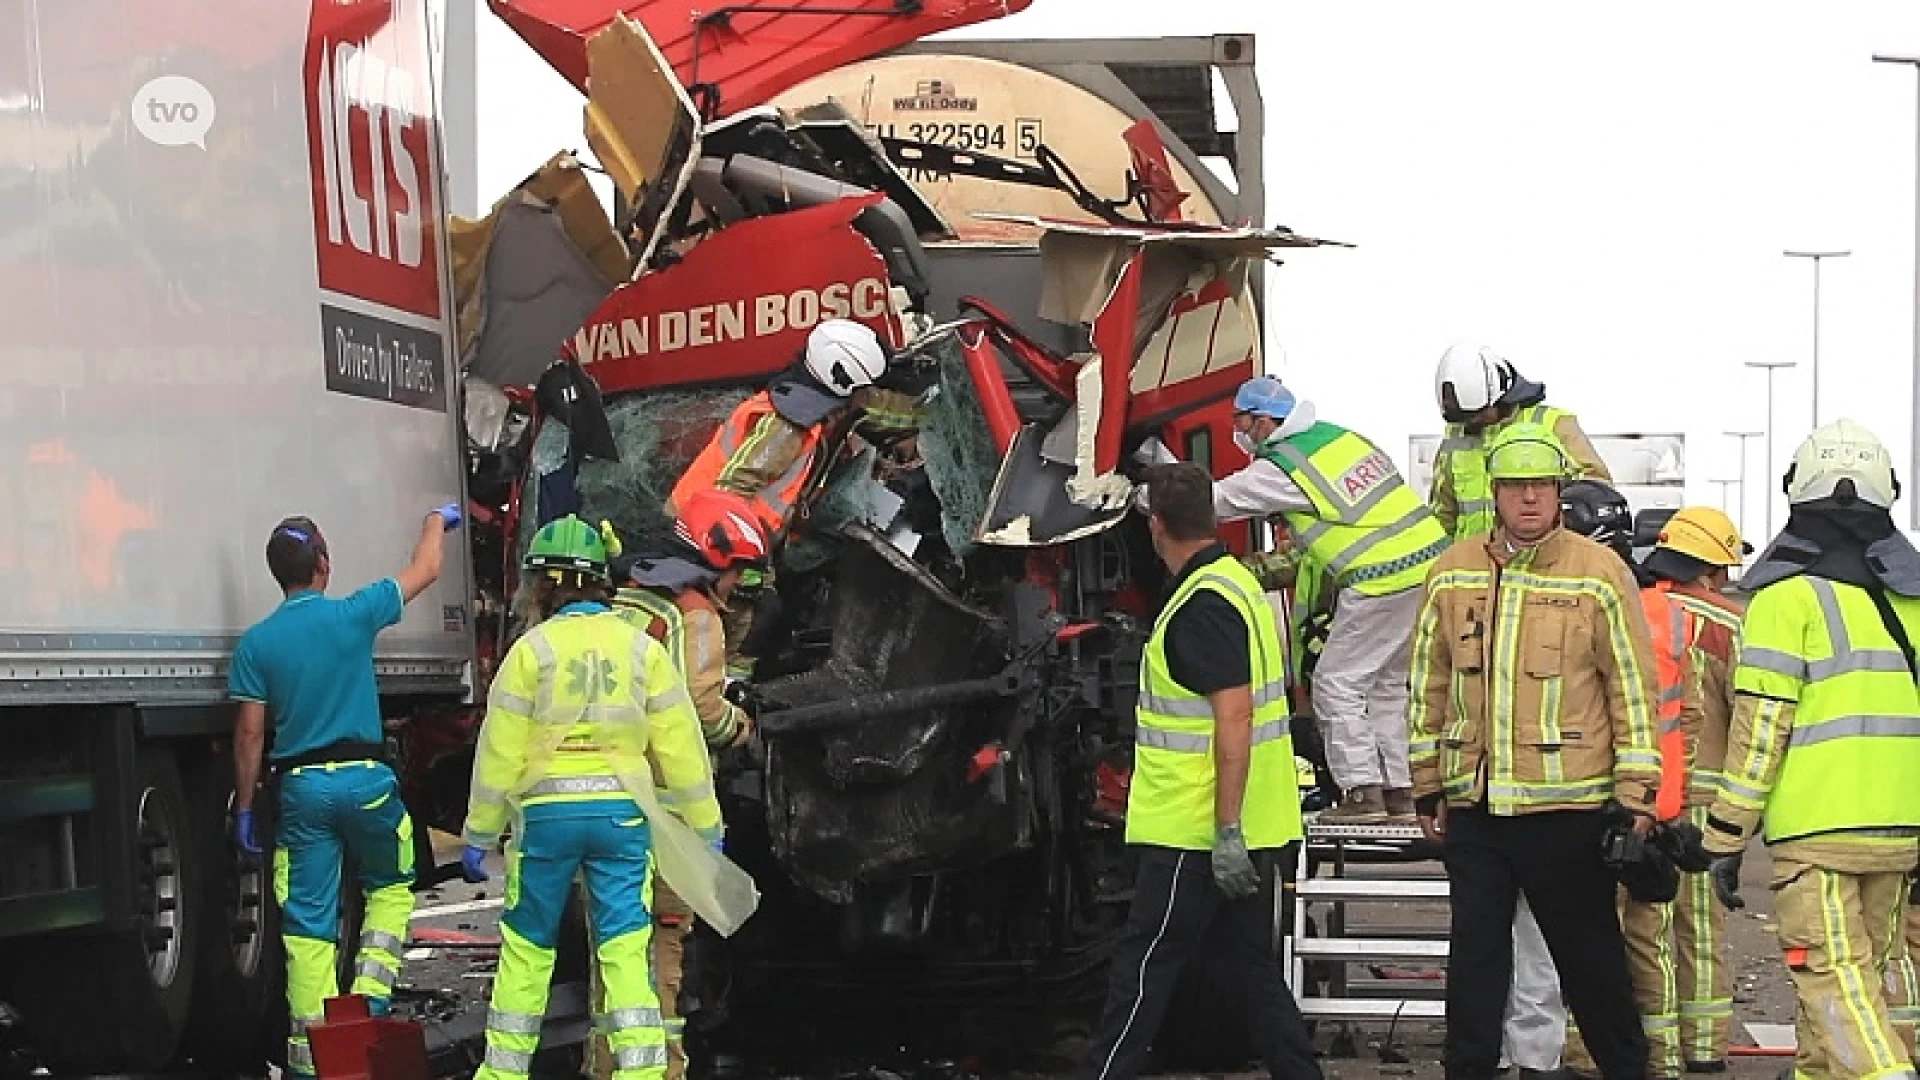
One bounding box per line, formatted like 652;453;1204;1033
19;747;201;1073
183;753;284;1071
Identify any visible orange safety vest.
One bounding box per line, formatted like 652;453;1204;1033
1640;582;1694;821
670;390;825;538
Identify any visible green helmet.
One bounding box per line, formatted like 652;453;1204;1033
1485;422;1573;482
524;515;610;580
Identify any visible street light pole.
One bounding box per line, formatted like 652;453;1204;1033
1784;249;1850;427
1711;478;1739;518
1724;429;1763;541
1745;362;1796;540
1873;53;1920;531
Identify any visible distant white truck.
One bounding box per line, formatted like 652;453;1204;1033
1410;433;1688;552
0;0;472;1072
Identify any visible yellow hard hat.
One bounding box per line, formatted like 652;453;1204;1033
1655;506;1750;567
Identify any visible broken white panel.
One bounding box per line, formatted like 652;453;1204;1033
1063;357;1133;511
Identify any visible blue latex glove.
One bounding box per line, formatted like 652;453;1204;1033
461;845;490;883
699;828;724;858
233;809;262;857
435;503;464;531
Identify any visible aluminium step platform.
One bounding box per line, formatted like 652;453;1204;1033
1290;816;1448;1026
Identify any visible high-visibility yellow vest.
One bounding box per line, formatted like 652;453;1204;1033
1438;405;1568;540
1733;575;1920;843
1260;422;1449;597
1129;554;1304;851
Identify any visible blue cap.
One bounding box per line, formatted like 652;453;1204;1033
1233;376;1296;420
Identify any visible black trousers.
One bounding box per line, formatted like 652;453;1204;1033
1442;806;1647;1080
1082;845;1322;1080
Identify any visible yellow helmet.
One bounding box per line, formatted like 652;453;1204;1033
1485;422;1574;482
1655;507;1749;567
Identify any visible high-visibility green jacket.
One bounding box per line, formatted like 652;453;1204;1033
1259;422;1449;597
1717;575;1920;845
464;605;722;850
1130;552;1303;851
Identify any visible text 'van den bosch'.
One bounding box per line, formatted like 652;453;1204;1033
572;277;892;364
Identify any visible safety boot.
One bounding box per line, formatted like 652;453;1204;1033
1383;786;1417;822
1319;784;1388;823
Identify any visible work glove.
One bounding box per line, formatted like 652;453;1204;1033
1211;823;1260;900
460;845;490;884
233;809;262;858
1710;853;1744;911
699;828;725;859
435;503;464;531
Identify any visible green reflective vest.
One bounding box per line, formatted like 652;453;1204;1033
1733;575;1920;843
1438;405;1569;540
1130;553;1303;851
1260;422;1449;597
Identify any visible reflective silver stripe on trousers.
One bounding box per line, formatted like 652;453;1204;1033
488;1007;545;1035
484;1045;536;1074
1807;577;1913;677
524;775;626;798
1788;715;1920;748
354;956;398;986
1136;718;1288;754
286;1040;316;1073
616;1045;670;1069
360;929;405;956
596;1006;664;1031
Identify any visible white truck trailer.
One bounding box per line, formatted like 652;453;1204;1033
0;0;472;1071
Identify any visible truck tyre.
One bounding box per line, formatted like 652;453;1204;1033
18;747;202;1073
183;752;284;1071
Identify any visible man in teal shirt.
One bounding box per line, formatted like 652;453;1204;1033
229;506;461;1076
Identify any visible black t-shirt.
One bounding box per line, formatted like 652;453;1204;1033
1162;544;1253;695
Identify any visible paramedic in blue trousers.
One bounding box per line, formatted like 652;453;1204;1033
1082;462;1322;1080
464;515;726;1080
228;505;463;1077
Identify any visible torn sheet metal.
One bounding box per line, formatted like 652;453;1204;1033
584;15;702;272
973;212;1353;254
977;425;1130;548
450;153;625;387
571;195;899;394
488;0;1030;115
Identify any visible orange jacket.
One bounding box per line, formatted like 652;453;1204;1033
1639;583;1694;821
669;390;826;539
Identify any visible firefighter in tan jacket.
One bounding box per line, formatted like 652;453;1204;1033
1409;422;1663;1080
594;491;770;1080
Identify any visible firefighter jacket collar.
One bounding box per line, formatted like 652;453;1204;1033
768;373;842;427
1743;509;1920;598
627;553;718;594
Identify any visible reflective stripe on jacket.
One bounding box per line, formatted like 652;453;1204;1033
1728;575;1920;844
1431;406;1612;540
464;609;722;849
612;587;748;750
1409;527;1662;815
1664;585;1742;806
1130;553;1304;851
1259;422;1449;598
668;390;825;539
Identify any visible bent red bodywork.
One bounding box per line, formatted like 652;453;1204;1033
489;0;1031;115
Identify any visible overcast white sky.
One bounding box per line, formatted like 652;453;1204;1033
473;2;1920;541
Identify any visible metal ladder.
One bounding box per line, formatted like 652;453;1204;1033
1286;816;1449;1023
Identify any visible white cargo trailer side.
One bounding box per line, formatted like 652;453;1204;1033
0;0;471;1071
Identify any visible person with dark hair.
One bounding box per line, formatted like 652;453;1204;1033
1081;462;1320;1080
1701;420;1920;1079
228;504;463;1077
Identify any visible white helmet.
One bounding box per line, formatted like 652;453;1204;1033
804;318;888;397
1785;418;1901;509
1435;340;1516;421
